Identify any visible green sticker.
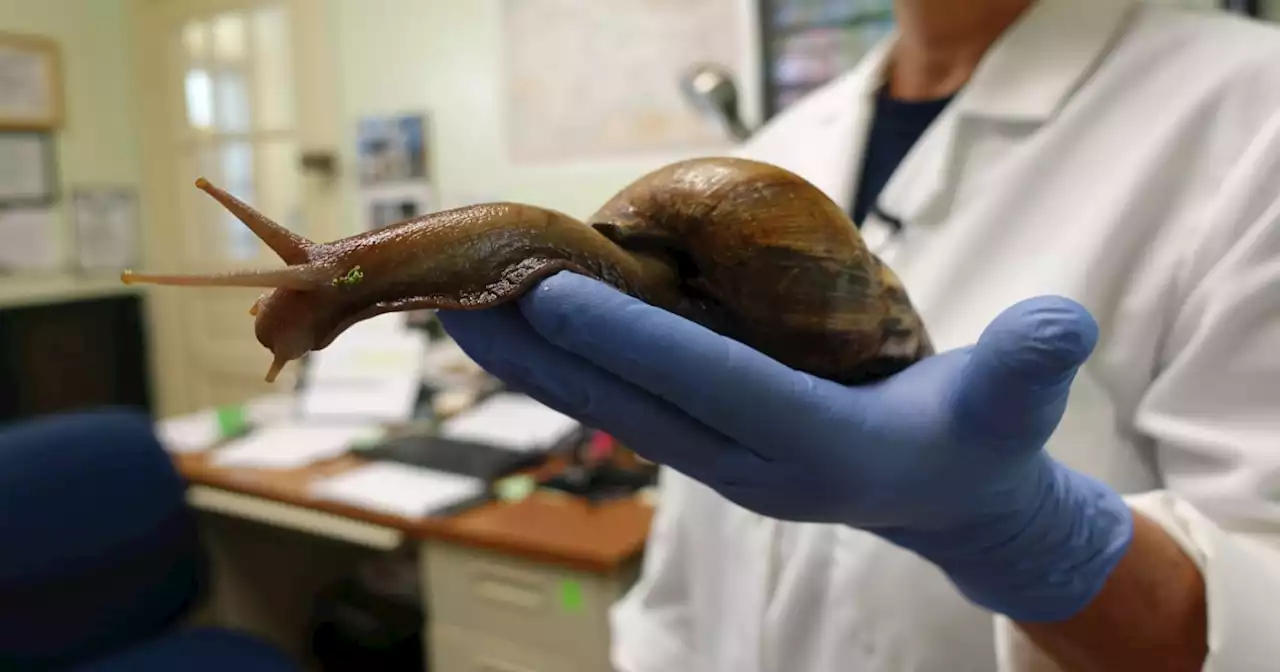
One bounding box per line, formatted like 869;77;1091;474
349;427;388;450
215;405;247;437
495;475;537;502
559;580;584;613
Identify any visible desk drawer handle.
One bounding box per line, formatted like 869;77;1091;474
475;656;540;672
474;579;545;610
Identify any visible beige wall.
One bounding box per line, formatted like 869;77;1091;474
325;0;761;231
0;0;142;307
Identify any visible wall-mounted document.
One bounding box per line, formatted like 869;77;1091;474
0;133;54;202
71;186;139;272
0;206;59;272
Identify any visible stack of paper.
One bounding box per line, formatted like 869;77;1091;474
154;394;300;455
301;323;427;422
156;410;224;454
310;462;487;518
438;392;581;452
210;422;382;470
244;393;299;426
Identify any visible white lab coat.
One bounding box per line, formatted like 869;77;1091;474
609;0;1280;670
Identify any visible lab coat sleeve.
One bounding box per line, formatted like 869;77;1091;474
608;466;701;671
993;110;1280;671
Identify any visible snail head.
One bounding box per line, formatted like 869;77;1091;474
121;178;363;382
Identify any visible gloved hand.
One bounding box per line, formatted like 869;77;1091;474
437;271;1134;623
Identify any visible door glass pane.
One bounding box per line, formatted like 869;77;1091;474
214;69;251;131
173;4;303;264
184;69;214;129
252;5;295;130
211;13;247;63
219;141;258;261
258;139;302;238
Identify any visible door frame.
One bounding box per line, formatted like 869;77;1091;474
128;0;344;416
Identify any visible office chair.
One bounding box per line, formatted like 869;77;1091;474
0;408;298;671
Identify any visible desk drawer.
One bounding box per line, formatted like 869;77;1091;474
430;622;596;672
421;543;623;661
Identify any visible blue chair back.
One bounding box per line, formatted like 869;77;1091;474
0;408;205;670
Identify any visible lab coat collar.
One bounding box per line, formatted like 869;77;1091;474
870;0;1139;236
756;0;1136;229
953;0;1139;122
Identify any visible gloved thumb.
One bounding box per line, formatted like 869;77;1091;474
954;296;1098;446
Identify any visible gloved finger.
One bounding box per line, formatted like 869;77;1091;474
437;306;766;482
517;271;841;453
437;306;552;389
955;295;1098;444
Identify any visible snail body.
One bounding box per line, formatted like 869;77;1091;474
122;157;933;384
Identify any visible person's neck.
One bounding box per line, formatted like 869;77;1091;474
887;0;1034;100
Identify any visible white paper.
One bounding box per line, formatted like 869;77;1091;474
0;44;55;124
72;187;139;271
328;311;411;341
0;134;51;201
310;461;486;519
210;422;380;469
301;324;427;422
439;392;580;452
302;376;421;421
0;206;59;272
243;393;300;426
156;409;223;454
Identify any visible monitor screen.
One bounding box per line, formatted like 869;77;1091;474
0;293;153;424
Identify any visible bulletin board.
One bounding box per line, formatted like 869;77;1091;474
757;0;894;119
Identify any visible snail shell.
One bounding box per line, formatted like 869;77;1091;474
121;157;933;384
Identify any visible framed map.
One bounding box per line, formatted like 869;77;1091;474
499;0;746;163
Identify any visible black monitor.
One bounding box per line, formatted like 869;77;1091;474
0;292;154;424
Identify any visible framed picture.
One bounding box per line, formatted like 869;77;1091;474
356;113;429;185
362;182;435;231
1220;0;1260;15
0;32;62;131
0;132;56;205
70;186;140;273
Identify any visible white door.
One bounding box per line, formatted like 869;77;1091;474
132;0;342;416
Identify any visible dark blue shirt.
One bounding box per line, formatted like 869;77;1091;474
850;86;954;227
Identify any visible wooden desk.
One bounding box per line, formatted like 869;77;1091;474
173;450;652;670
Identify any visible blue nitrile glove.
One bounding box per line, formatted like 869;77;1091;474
437;271;1134;623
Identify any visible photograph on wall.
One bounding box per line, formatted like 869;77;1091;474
361;182;434;231
356;113;429;185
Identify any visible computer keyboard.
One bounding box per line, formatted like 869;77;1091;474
359;433;552;481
